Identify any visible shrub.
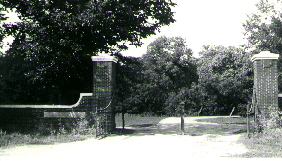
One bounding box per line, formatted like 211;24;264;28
255;108;282;132
34;117;97;136
71;118;96;135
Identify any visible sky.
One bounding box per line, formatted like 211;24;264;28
1;0;259;57
121;0;259;57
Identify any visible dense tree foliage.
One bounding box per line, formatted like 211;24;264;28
0;0;176;104
134;36;198;114
243;0;282;92
243;0;282;53
0;6;6;21
2;0;176;54
0;5;8;46
114;40;255;116
197;45;253;115
115;54;143;113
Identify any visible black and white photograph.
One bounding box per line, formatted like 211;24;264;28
0;0;281;159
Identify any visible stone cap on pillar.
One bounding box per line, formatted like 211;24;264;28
251;51;279;62
91;54;118;63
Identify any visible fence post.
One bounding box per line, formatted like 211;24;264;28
179;102;185;135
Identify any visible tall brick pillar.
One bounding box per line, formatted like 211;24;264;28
92;55;117;133
252;51;279;131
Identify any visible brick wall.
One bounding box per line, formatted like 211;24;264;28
254;59;279;115
252;51;279;131
0;55;117;135
92;55;117;133
0;94;93;133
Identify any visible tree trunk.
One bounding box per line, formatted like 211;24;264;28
122;112;125;130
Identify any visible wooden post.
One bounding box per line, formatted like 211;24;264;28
229;107;235;116
247;104;250;138
180;102;185;135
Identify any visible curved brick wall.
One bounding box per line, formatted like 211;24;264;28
0;55;117;134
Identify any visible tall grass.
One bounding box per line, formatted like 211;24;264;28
237;128;282;158
236;110;282;158
0;118;97;148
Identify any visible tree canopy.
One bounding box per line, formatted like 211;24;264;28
1;0;176;55
137;36;198;114
197;45;253;115
0;0;176;104
0;0;259;116
115;54;143;113
243;0;282;91
0;5;8;46
243;0;282;54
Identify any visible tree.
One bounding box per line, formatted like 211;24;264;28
0;6;8;102
0;5;8;46
243;0;282;93
243;0;282;53
1;0;176;54
0;52;45;104
197;45;253;115
0;0;176;104
164;82;216;116
137;36;198;114
114;54;143;128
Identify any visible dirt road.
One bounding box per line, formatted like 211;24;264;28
0;117;248;160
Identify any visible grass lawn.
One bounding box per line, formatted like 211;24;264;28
115;115;250;136
115;113;165;127
196;116;250;124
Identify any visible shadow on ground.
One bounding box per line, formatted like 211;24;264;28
114;121;247;136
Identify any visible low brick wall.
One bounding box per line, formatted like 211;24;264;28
0;93;93;133
0;55;117;136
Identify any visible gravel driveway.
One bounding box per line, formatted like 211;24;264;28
0;117;248;160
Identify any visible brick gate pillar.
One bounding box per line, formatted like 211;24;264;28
92;54;117;133
252;51;279;131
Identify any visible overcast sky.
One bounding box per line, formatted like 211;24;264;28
1;0;259;57
121;0;259;57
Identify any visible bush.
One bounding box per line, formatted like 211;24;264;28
255;108;282;132
263;128;282;138
0;118;98;148
34;118;97;136
71;118;96;135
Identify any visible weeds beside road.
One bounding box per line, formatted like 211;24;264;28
195;116;282;158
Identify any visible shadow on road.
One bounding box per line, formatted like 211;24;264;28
114;121;248;137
